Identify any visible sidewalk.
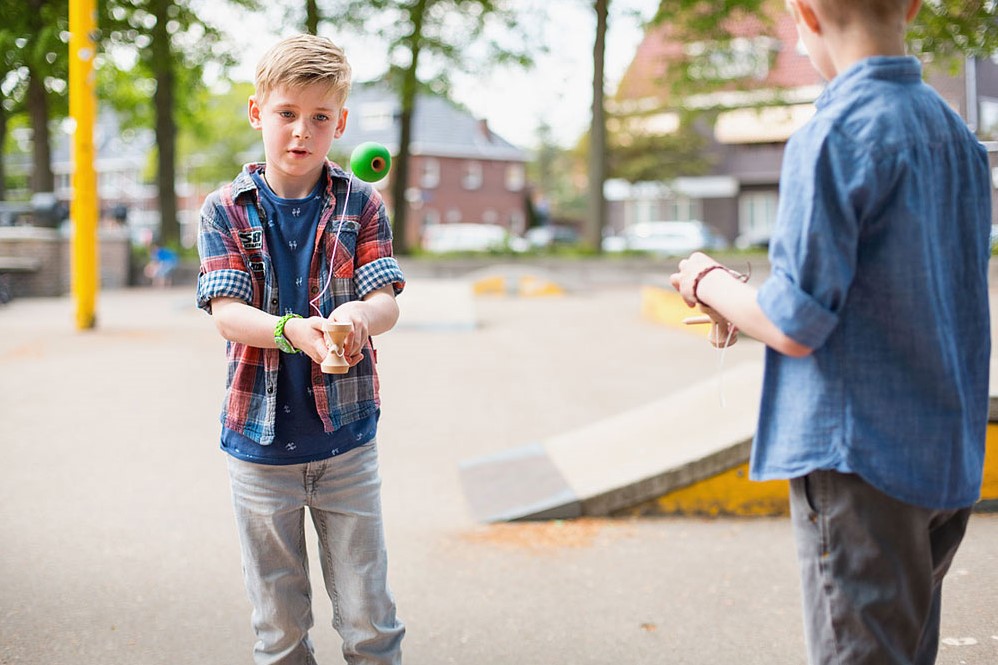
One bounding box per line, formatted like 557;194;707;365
1;283;996;665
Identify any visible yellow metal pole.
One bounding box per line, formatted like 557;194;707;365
69;0;98;330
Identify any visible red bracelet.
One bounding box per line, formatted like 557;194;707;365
691;264;749;304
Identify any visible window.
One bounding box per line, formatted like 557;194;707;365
661;196;700;223
738;191;779;244
686;36;778;82
358;102;394;132
462;161;483;190
419;158;440;189
505;164;525;192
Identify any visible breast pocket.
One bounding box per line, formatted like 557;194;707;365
327;220;360;279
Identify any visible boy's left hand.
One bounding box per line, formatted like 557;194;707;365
329;301;371;366
670;252;720;306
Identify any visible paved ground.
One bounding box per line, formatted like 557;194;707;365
1;279;996;665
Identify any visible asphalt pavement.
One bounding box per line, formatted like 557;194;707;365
1;279;996;665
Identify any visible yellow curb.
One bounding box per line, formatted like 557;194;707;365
471;274;565;298
640;285;712;338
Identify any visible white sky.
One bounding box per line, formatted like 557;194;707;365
204;0;656;150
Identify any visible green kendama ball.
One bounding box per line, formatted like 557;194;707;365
350;142;392;182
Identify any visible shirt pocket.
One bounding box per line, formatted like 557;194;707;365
327;220;360;279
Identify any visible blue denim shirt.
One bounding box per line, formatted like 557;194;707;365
751;57;992;509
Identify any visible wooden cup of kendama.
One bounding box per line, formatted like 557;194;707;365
320;321;353;374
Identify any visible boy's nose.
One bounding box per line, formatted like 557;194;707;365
293;120;310;139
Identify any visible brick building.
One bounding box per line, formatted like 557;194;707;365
336;83;530;248
609;12;998;245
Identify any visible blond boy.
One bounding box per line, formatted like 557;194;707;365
672;2;991;663
196;34;405;664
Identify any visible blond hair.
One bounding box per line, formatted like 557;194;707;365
254;34;352;103
810;0;911;28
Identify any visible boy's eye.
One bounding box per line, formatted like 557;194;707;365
279;111;295;119
315;114;329;122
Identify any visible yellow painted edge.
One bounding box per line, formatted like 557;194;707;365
645;463;789;517
640;285;707;338
982;424;998;502
518;275;564;297
472;276;506;296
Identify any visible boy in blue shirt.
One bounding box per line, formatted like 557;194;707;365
671;1;991;663
196;34;405;664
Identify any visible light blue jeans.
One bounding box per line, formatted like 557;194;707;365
226;442;404;665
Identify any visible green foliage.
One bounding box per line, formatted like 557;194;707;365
0;0;69;117
177;82;263;187
608;113;712;183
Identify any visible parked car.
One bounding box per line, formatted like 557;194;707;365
522;225;580;250
421;223;511;253
602;221;728;255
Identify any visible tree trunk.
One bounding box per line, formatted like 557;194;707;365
152;0;179;246
389;0;428;255
26;68;54;194
0;107;7;201
305;0;320;34
586;0;608;252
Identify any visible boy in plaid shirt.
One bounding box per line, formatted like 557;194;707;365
196;34;405;665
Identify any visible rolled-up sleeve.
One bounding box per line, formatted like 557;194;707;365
757;269;839;349
197;269;254;312
196;196;253;313
353;183;405;298
355;256;405;299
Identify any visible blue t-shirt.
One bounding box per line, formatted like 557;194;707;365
751;57;991;509
221;172;377;465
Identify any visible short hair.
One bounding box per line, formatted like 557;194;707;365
255;34;352;103
810;0;911;28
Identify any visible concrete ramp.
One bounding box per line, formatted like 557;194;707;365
459;361;766;522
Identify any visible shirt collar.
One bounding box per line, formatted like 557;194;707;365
815;56;922;110
231;160;351;202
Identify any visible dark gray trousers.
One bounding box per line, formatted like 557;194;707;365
789;470;972;665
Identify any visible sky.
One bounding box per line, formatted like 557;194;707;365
207;0;657;150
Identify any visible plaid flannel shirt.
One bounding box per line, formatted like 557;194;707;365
196;161;405;445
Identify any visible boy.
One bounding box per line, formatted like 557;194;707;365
670;1;991;663
196;34;405;665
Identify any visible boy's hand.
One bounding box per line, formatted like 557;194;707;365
669;252;720;306
329;301;372;367
284;316;332;365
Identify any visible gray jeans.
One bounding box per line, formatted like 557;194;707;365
227;442;404;665
789;470;971;665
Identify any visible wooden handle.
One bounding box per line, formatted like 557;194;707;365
682;315;713;325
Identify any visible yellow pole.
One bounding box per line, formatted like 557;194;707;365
69;0;98;330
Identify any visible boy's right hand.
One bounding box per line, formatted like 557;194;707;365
284;316;332;365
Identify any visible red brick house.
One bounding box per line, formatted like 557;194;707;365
336;83;530;248
610;11;998;245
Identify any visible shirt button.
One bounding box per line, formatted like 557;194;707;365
267;386;274;394
311;287;319;295
271;298;278;306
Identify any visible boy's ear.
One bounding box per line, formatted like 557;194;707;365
791;0;822;34
334;107;349;139
905;0;922;23
248;95;263;130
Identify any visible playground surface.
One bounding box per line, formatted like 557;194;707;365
1;280;997;665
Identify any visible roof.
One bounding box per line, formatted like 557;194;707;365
338;83;528;162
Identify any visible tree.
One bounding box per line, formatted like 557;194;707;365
651;0;998;94
99;0;256;246
307;0;537;254
585;0;608;252
0;0;69;197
